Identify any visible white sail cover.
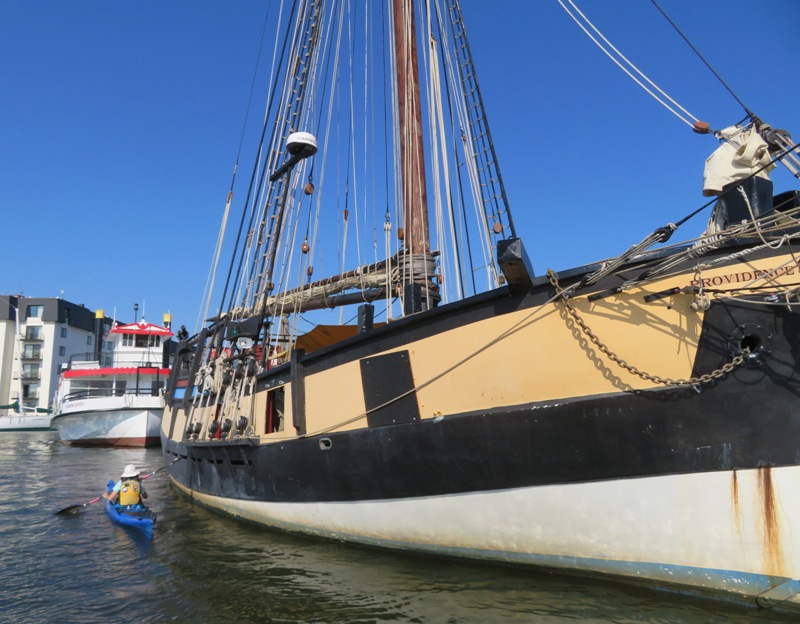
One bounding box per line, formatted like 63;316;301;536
703;125;775;196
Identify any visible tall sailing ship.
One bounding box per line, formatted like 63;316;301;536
161;0;800;612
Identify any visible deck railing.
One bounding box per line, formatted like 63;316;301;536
60;387;162;403
66;352;168;370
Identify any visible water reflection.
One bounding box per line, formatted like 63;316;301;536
0;432;796;623
155;489;794;624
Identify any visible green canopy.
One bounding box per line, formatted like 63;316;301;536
0;402;49;413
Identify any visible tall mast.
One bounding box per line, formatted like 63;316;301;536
393;0;430;256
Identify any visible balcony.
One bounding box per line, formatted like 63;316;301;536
23;328;44;342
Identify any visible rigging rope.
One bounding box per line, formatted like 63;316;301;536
305;283;564;437
547;269;749;387
219;0;298;325
196;3;276;332
649;0;753;120
557;0;700;129
306;0;347;308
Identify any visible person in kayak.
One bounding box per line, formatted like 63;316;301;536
103;464;148;508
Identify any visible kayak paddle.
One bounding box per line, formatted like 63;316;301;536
54;495;104;515
54;457;182;515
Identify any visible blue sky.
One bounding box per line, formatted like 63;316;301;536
1;0;798;332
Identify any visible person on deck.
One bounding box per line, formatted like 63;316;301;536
103;464;148;507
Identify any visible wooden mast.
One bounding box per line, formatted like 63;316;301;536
393;0;430;256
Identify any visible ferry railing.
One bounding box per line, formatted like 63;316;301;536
65;352;169;370
60;387;162;403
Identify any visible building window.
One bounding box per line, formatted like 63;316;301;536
26;305;43;319
123;334;134;347
60;327;67;338
22;383;39;400
140;335;161;348
25;326;42;340
87;335;92;345
22;363;40;379
22;344;41;359
59;346;66;357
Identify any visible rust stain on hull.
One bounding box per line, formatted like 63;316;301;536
758;464;785;577
731;469;744;540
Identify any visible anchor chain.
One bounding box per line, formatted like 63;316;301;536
546;269;748;386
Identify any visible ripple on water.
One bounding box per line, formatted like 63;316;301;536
1;432;798;624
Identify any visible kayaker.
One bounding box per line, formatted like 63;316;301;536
103;464;148;508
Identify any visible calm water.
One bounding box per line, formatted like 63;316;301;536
0;431;796;624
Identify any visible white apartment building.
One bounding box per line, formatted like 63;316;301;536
0;296;114;413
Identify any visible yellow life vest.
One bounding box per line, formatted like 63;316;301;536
118;479;141;506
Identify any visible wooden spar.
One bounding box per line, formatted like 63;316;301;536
393;0;430;256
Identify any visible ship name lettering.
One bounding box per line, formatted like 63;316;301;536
689;265;796;289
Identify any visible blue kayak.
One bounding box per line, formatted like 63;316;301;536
103;482;155;539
